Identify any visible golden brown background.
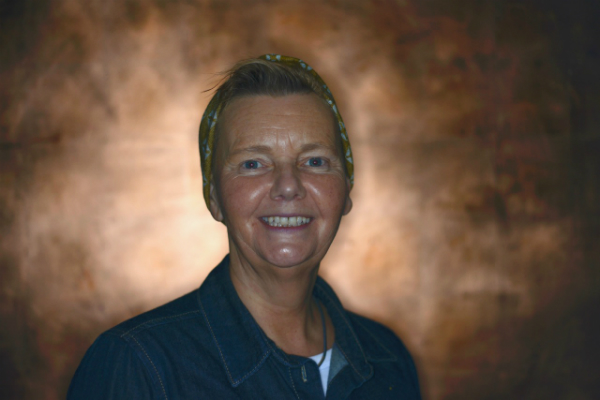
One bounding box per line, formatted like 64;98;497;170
1;0;599;399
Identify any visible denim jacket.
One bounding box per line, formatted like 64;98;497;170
68;255;421;399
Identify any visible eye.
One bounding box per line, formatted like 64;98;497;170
306;157;325;167
241;160;262;169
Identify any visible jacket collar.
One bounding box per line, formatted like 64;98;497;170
197;255;394;387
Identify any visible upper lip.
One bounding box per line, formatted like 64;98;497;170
259;213;313;218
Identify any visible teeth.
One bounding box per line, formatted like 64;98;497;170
262;216;310;227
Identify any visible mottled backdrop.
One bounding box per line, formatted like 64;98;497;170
1;0;599;399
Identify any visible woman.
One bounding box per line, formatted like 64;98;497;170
68;54;421;399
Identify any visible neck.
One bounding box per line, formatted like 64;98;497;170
228;248;333;357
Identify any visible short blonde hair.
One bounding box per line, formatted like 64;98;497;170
211;58;333;115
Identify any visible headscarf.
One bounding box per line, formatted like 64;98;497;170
198;54;354;209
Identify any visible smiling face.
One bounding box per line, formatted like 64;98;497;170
209;94;352;270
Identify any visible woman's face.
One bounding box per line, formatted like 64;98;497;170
210;94;352;269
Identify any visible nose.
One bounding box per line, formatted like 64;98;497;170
270;164;306;201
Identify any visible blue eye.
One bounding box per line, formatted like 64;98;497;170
307;157;324;167
242;160;262;169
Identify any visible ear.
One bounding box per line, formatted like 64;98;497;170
342;177;353;216
208;181;224;222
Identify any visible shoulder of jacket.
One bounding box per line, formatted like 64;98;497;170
345;310;413;361
106;289;204;338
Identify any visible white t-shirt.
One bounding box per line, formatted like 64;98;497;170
309;348;333;395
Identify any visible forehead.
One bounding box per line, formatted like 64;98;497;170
217;94;338;150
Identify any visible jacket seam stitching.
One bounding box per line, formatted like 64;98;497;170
261;334;296;367
351;318;398;362
316;287;369;379
198;298;235;385
130;335;168;400
198;297;271;386
287;366;301;400
120;310;201;338
234;351;270;385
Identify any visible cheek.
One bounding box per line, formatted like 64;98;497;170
308;175;348;215
219;176;269;218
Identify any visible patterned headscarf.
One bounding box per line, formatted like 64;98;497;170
198;54;354;209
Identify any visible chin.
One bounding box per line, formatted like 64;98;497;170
261;247;319;269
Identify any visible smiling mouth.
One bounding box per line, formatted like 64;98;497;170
261;216;311;228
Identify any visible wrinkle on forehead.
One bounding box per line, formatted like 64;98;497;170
217;94;339;158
